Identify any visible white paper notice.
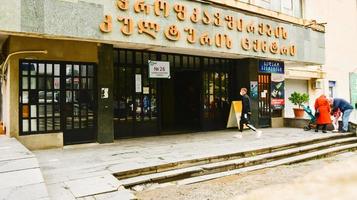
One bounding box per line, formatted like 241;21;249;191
135;74;142;93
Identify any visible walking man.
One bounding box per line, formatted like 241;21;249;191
331;98;354;132
239;88;262;136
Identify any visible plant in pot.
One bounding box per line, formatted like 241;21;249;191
288;92;309;118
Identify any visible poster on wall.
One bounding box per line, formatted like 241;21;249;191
350;72;357;108
271;73;285;110
250;81;258;100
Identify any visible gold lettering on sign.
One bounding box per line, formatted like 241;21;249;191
174;4;186;21
225;16;234;30
258;23;264;35
262;41;268;53
117;17;134;36
215;34;232;49
253;39;259;52
202;11;211;25
200;33;213;46
117;0;129;11
100;15;112;33
134;0;150;14
184;28;197;44
241;38;250;50
237;19;244;32
138;20;160;39
190;8;200;23
214;13;222;26
266;24;273;37
165;25;181;41
246;22;255;34
154;0;170;18
270;42;279;54
290;45;296;56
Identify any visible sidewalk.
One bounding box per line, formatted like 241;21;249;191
33;128;351;199
0;136;49;200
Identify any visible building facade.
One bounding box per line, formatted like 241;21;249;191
0;0;325;149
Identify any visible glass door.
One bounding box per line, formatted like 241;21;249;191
63;63;96;144
258;74;272;127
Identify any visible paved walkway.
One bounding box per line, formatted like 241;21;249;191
0;136;49;200
33;128;353;200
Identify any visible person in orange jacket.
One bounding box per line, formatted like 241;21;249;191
314;94;332;133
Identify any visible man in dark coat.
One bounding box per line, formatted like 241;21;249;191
239;88;261;136
331;98;354;132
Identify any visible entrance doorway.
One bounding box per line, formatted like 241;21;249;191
258;74;272;127
161;71;201;132
18;61;97;145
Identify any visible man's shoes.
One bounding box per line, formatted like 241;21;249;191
332;130;339;133
322;131;327;133
340;130;348;133
315;129;318;132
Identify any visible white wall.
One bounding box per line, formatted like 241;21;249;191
305;0;357;101
284;79;308;118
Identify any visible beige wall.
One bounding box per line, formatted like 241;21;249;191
2;36;97;149
304;0;357;100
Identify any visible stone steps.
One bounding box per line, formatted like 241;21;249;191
114;133;354;180
115;133;357;188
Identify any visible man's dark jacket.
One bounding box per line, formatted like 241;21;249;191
333;98;353;112
242;94;251;114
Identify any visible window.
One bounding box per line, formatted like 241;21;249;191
329;81;336;98
20;61;61;135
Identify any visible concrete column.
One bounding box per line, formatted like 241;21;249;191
97;44;114;143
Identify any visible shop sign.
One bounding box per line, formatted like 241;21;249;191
271;73;285;110
259;60;284;74
99;0;298;58
350;72;357;108
148;60;170;78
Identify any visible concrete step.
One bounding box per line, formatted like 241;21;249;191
120;136;357;187
177;142;357;185
115;133;355;180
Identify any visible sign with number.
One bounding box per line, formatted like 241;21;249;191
149;60;170;79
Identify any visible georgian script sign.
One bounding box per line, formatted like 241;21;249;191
100;0;297;57
148;60;170;78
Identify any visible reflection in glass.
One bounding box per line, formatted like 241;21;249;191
22;77;28;89
66;78;72;89
31;105;37;118
38;77;45;90
39;119;45;131
66;91;72;103
30;63;37;75
22;91;29;104
81;65;86;77
47;105;53;117
66;64;72;76
47;118;53;130
31;77;36;90
54;78;60;89
39;63;45;75
88;65;94;76
81;78;87;89
39;105;45;117
73;77;80;89
88;78;93;89
54;64;60;76
23;120;29;132
74;117;80;128
55;118;60;130
31;119;37;131
46;64;53;75
66;117;72;129
46;77;53;89
74;65;79;76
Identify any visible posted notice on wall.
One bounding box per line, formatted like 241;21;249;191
135;74;142;93
271;73;285;110
149;60;170;79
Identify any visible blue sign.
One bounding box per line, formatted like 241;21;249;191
258;61;284;74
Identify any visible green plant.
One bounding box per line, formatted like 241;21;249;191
288;92;309;109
